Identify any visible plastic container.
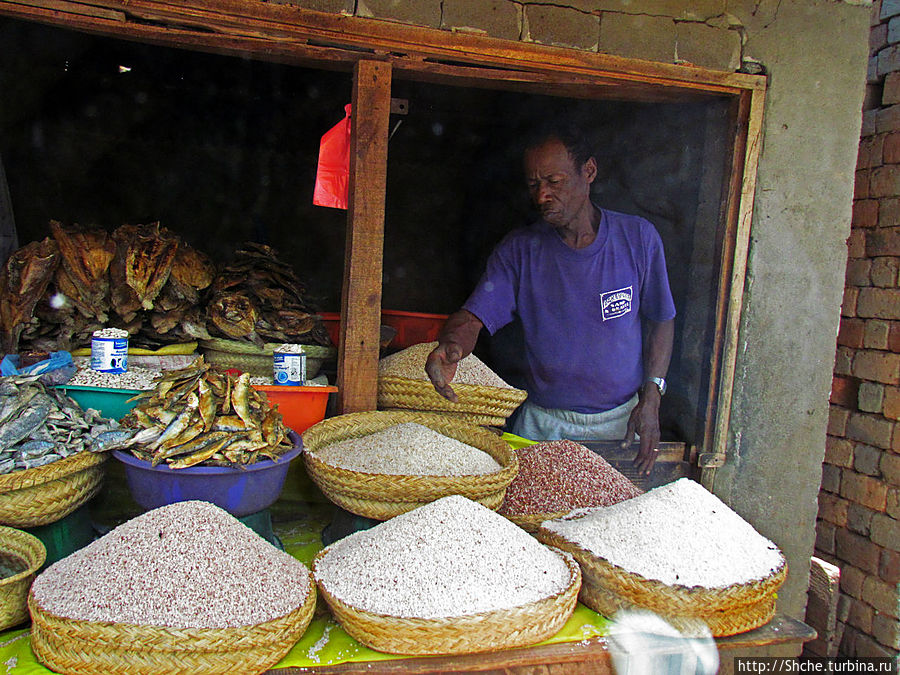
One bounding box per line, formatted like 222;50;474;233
25;504;95;570
319;310;445;349
55;385;142;421
379;310;447;349
254;385;337;434
112;433;303;517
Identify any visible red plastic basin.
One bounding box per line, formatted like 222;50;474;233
254;384;337;434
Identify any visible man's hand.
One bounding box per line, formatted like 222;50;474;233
623;387;661;476
425;342;464;402
424;310;484;402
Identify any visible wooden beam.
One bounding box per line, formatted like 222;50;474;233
700;86;766;485
337;60;391;413
0;0;765;97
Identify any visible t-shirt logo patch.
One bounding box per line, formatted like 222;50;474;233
600;286;633;321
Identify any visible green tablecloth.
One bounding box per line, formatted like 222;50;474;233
0;433;610;672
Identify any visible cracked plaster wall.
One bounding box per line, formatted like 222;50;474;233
272;0;872;618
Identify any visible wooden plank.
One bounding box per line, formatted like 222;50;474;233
336;60;391;414
0;0;765;97
700;85;766;483
266;615;814;674
580;441;692;491
7;0;123;20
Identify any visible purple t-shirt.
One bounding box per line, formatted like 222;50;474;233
463;209;676;413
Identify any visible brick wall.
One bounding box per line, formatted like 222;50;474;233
812;0;900;659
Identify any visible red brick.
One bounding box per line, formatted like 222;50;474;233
888;487;900;519
853;200;880;229
841;564;867;597
885;386;900;421
871;512;900;549
862;575;900;618
826;436;855;468
883;448;900;483
871;258;899;288
819;491;850;526
885;70;900;106
890;321;900;352
872;612;900;650
857;287;900;320
848;230;867;259
835;346;854;376
864;320;891;349
881;548;900;584
876;103;900;132
852;349;900;384
815;520;836;555
831;375;861;408
870;166;900;197
867;227;900;257
841;469;889;510
843;286;860;318
879;196;900;226
872;22;889;57
829;406;852;436
862;134;886;167
837;528;882;573
848;598;875;632
838;318;866;348
847;259;873;287
857;170;871;199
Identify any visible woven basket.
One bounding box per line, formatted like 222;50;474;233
312;547;581;655
302;411;519;520
28;571;317;675
199;338;335;379
503;511;569;534
537;525;787;637
0;452;108;528
380;407;509;428
0;526;46;631
378;375;527;424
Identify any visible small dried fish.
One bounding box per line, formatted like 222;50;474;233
120;356;291;469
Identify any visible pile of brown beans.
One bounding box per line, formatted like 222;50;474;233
499;440;642;516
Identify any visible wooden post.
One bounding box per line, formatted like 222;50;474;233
337;60;391;413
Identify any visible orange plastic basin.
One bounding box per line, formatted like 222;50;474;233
254;384;338;434
319;310;448;350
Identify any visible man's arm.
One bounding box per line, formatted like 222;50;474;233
624;318;675;475
425;309;484;402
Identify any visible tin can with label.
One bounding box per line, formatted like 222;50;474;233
91;329;129;373
273;345;306;386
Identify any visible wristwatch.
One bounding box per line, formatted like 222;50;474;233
645;376;667;396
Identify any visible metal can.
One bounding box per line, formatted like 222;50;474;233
91;329;129;373
273;345;306;386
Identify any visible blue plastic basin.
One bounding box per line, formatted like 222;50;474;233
112;432;302;517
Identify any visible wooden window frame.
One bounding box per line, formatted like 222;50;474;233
0;0;766;471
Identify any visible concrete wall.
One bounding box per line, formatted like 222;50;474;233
272;0;872;619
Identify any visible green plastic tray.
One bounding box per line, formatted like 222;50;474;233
55;385;142;421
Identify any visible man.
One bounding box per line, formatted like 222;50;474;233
425;122;676;475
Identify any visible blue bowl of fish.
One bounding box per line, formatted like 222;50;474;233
112;432;303;517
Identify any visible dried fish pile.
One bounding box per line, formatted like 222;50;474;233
0;221;215;354
0;377;122;475
206;242;330;348
115;357;293;469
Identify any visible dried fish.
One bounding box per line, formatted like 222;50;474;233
120;356;291;469
0;376;120;474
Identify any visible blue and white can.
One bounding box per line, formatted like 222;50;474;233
91;328;129;374
273;344;306;386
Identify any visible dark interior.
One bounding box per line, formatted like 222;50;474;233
0;17;737;446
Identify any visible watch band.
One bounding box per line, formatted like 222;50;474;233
646;376;667;396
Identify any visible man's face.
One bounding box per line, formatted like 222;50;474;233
524;138;596;229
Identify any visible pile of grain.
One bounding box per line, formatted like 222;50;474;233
379;342;513;389
543;478;784;588
67;365;162;390
31;501;311;628
314;495;571;619
312;422;501;476
500;440;642;516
